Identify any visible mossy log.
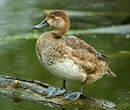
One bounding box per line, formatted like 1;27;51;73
0;75;115;109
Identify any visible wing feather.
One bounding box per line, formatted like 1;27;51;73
61;35;116;79
62;36;108;61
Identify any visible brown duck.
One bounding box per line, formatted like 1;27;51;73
33;10;116;94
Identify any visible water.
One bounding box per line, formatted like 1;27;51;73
0;0;130;110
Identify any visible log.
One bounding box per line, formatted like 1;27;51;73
0;75;115;109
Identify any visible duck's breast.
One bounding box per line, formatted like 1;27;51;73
44;57;86;83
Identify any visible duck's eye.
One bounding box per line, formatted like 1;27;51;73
50;15;55;19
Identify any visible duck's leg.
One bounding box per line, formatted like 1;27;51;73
51;80;67;96
61;79;66;90
80;83;85;93
64;79;87;101
45;80;66;97
63;81;85;102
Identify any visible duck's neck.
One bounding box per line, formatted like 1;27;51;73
52;23;70;38
52;29;67;37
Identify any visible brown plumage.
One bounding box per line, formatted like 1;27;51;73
62;36;116;78
33;10;116;91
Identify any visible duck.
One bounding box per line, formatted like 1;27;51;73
33;10;116;97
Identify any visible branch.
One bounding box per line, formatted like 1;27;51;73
0;75;115;109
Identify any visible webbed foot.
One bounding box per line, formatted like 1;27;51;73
42;86;82;101
42;79;82;101
42;86;66;97
64;91;82;101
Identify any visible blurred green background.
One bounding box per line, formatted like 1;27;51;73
0;0;130;110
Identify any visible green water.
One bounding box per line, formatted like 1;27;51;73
0;0;130;110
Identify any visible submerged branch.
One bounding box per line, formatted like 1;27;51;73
0;75;115;109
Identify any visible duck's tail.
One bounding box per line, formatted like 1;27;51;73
106;69;117;78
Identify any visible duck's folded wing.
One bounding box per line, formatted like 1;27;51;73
63;36;109;61
70;43;116;78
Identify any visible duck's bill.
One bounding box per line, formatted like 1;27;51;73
33;19;49;29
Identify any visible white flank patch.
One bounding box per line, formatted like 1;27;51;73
44;58;86;82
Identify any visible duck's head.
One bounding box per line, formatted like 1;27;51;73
33;10;70;36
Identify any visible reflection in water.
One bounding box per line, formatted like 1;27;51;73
0;0;130;110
